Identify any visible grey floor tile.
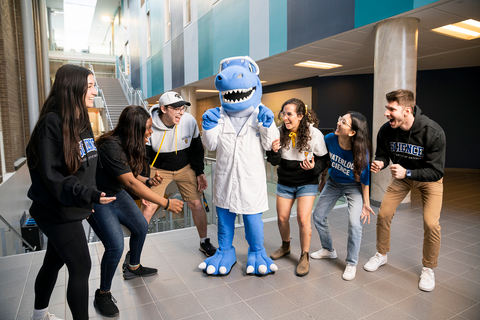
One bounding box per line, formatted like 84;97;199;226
384;268;424;293
261;267;305;290
181;312;212;320
155;293;205;320
147;277;190;301
309;273;358;297
0;295;21;318
208;302;261;320
440;276;480;301
420;284;477;314
272;310;313;320
334;287;389;317
362;306;415;320
194;284;241;311
302;298;361;320
436;256;473;274
227;277;275;300
393;295;456;320
138;251;170;268
278;282;329;308
363;279;414;304
181;272;225;292
444;250;480;268
458;267;480;284
458;302;480;320
245;291;298;320
0;254;32;272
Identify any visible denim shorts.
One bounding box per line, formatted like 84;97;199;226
276;183;318;199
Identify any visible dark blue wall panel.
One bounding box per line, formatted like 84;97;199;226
171;33;185;89
287;0;355;50
171;0;184;40
129;0;141;89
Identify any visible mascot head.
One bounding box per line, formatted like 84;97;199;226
215;56;262;113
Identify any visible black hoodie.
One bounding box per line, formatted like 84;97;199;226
375;105;446;182
27;112;102;223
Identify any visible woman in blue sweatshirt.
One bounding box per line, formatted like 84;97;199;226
27;64;115;320
311;112;375;281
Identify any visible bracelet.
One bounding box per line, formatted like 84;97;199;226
165;198;170;210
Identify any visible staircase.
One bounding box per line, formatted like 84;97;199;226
96;78;130;128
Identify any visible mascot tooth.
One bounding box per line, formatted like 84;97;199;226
199;56;279;276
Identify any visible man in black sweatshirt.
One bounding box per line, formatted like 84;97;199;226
363;89;446;292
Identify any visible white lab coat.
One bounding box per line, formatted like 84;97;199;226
202;106;279;214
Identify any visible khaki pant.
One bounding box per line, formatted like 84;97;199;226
149;164;201;201
376;178;443;268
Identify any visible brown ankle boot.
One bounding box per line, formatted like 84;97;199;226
295;251;310;277
270;240;291;260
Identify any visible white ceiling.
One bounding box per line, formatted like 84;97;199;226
46;0;119;50
190;0;480;101
46;0;480;102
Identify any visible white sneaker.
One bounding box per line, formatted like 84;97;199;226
31;312;63;320
342;264;356;281
419;267;435;292
363;252;387;271
310;248;337;259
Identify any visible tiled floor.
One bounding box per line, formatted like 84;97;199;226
1;170;479;319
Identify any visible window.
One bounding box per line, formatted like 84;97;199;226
125;41;130;75
164;0;171;42
146;11;151;57
184;0;191;26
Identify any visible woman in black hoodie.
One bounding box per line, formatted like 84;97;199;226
27;64;115;320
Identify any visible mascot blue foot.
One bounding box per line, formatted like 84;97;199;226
198;208;277;276
198;247;237;275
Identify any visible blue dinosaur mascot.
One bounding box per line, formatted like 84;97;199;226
199;56;279;276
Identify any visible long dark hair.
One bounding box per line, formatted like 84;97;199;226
96;105;150;177
27;64;92;174
348;111;372;182
278;98;319;152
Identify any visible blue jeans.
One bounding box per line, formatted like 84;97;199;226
89;190;148;291
313;177;363;266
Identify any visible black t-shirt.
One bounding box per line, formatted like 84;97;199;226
96;136;132;196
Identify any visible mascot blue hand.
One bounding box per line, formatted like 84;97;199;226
198;247;237;275
202;107;221;130
246;247;278;275
257;105;274;128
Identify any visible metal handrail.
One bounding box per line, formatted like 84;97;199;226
117;65;149;110
88;63;114;130
0;214;35;251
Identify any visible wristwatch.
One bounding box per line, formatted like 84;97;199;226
406;169;412;178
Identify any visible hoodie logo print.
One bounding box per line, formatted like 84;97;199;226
390;142;424;157
79;138;97;158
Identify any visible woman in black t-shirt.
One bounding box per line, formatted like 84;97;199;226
88;105;183;317
27;65;115;320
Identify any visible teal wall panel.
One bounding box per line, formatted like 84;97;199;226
355;0;414;28
269;0;287;56
198;0;212;19
198;11;213;79
150;49;164;96
150;0;164;57
414;0;438;9
212;0;249;74
146;58;152;97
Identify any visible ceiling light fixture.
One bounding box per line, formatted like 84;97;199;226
63;0;97;52
432;19;480;40
294;61;342;69
196;89;219;93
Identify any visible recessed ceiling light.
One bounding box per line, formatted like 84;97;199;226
294;61;342;69
432;19;480;40
196;89;218;93
260;81;267;83
102;16;114;22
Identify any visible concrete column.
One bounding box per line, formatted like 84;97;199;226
371;17;419;207
181;87;197;119
20;0;40;134
38;0;51;95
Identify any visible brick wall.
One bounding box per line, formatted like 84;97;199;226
0;0;43;176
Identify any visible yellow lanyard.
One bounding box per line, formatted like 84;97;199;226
289;132;297;148
150;126;178;168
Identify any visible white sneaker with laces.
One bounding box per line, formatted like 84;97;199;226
363;252;387;271
342;264;356;281
310;248;337;259
419;267;435;292
30;312;63;320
